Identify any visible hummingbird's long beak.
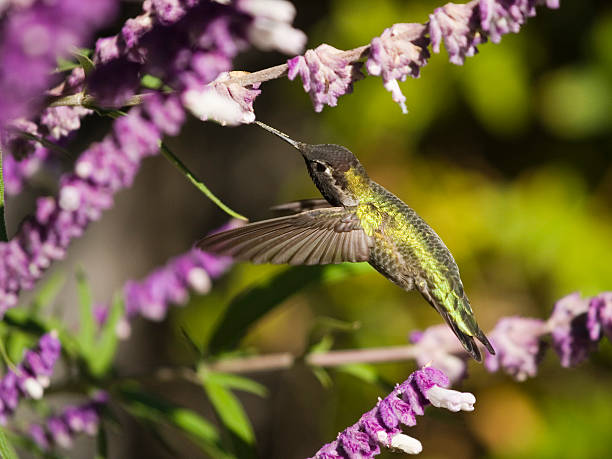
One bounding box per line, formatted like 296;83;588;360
254;121;302;150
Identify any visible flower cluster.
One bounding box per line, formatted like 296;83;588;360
28;391;108;450
0;332;61;425
295;0;559;113
0;0;117;130
288;44;363;113
116;221;241;337
310;366;475;458
0;106;168;315
366;23;430;114
410;291;611;383
0;0;302;314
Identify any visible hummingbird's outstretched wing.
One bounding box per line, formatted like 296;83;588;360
197;208;373;265
270;199;331;215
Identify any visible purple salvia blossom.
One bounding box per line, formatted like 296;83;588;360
0;0;117;129
484;317;545;381
0;118;40;159
40;106;92;140
0;332;61;424
587;292;612;342
117;220;243;337
429;1;483;65
410;325;467;383
547;292;594;367
29;391;108;451
366;23;430;113
288;44;363;112
183;71;261;126
310;367;475;458
0;106;168;315
237;0;307;55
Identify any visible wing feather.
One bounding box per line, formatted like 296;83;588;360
197;207;373;265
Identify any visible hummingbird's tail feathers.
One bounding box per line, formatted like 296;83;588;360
439;309;483;362
425;291;495;362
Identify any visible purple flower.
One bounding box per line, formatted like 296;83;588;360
366;23;430;113
547;292;594;367
0;105;170;315
40;106;92;140
429;1;483;65
409;325;467;383
183;71;261;125
118;221;243;336
0;0;117;129
479;0;533;43
0;332;61;424
310;367;475;458
238;0;307;55
288;44;363;112
484;317;545;381
587;292;612;342
28;391;107;451
0;118;40;159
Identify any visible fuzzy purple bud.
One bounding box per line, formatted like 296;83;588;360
310;367;474;458
429;1;483;65
366;23;430;113
0;333;61;423
587;292;612;342
288;44;363;112
484;317;545;381
182;71;260;126
547;292;594;367
410;325;467;383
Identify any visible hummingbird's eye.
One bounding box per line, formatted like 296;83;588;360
315;162;327;173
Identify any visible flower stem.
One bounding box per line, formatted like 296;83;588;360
0;145;8;242
159;142;248;221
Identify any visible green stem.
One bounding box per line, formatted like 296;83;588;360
159;142;248;221
0;144;7;242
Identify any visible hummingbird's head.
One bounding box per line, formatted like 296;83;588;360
254;121;368;207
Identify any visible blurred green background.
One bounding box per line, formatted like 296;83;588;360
11;0;611;457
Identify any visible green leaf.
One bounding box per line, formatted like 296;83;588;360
200;372;256;457
0;426;18;459
335;363;380;385
311;366;333;389
208;264;371;354
180;327;203;357
197;367;268;398
87;294;123;377
208;266;325;353
119;385;233;459
76;270;95;359
309;334;334;354
30;270;66;314
141;74;163;89
73;49;95;76
56;57;79;72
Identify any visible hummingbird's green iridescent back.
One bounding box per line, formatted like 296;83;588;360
345;168;490;359
197;122;494;361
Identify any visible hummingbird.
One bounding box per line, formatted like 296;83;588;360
197;121;495;361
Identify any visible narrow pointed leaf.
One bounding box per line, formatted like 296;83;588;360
0;426;18;459
208;266;325;353
76;270;95;359
200;373;256;457
88;294;123;377
198;368;267;398
30;270;66;313
119;385;233;459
